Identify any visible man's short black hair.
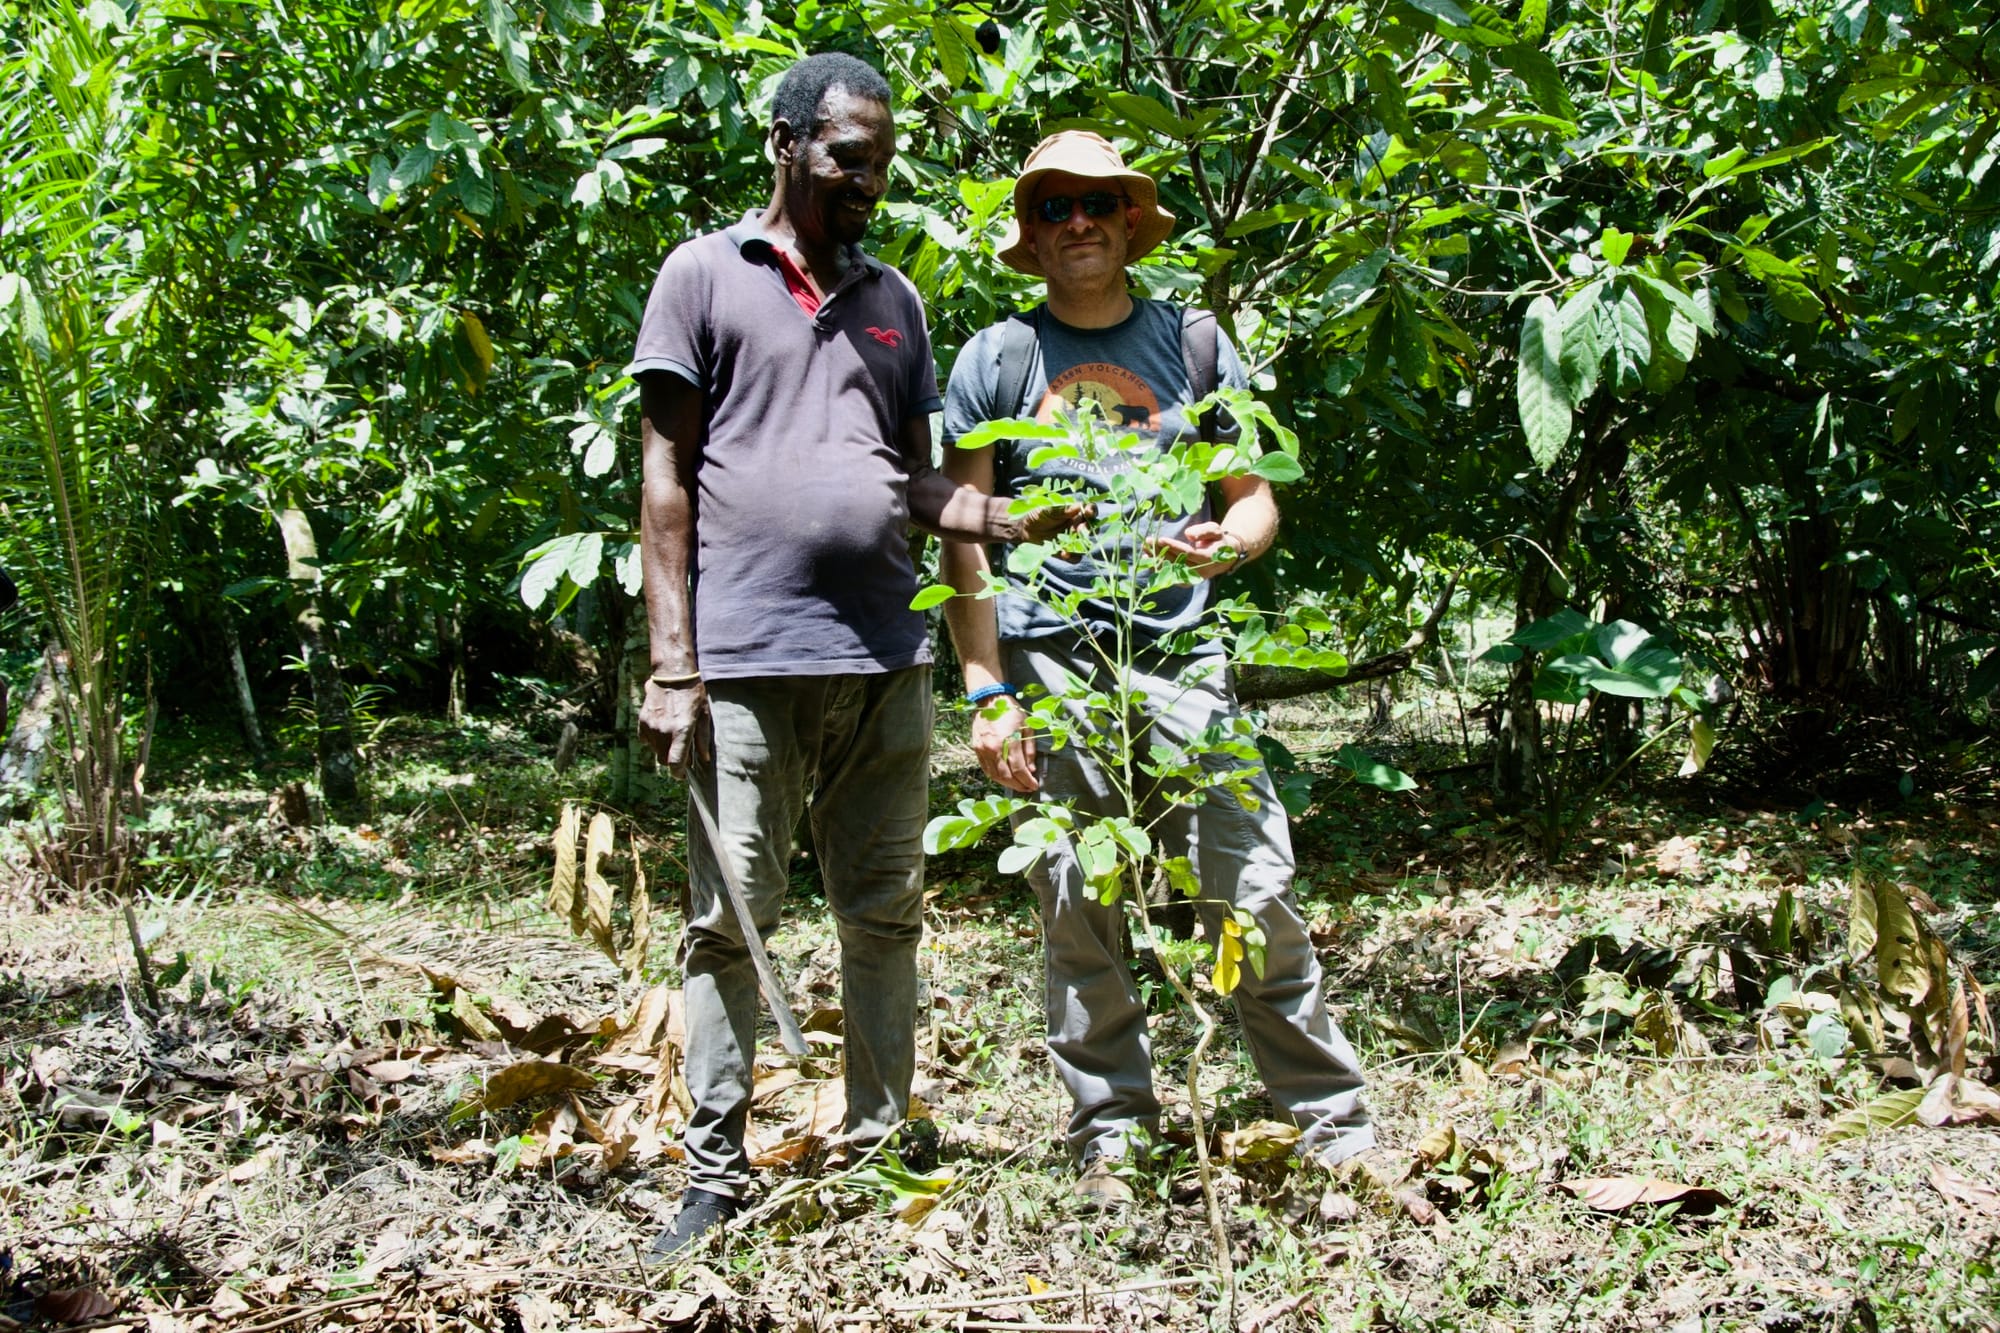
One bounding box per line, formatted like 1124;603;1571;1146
771;52;890;137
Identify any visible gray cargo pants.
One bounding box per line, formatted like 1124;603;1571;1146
1005;639;1374;1168
679;666;932;1199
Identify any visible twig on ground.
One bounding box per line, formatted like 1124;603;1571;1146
871;1275;1197;1317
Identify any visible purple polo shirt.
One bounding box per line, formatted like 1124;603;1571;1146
630;214;942;680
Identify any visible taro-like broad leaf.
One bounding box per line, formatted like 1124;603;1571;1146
1333;744;1417;792
1533;654;1593;705
1508;608;1591;653
1578;647;1682;699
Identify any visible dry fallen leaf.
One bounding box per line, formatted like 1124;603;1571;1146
1560;1177;1729;1214
1412;1123;1458;1172
1929;1163;2000;1217
1917;1074;2000;1129
430;1138;494;1164
1239;1293;1312;1333
1392;1187;1440;1226
37;1290;118;1323
209;1286;252;1319
477;1058;596;1112
1318;1190;1361;1223
1219;1120;1301;1165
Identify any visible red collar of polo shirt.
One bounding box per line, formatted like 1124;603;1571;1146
724;214;880;319
768;245;823;316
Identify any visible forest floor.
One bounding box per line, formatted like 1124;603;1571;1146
3;696;1999;1333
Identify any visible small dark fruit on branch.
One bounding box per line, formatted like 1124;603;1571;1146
975;20;1001;53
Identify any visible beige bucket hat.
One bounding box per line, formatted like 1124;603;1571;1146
996;131;1176;276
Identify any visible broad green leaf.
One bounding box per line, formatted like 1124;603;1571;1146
484;0;532;90
1519;0;1548;42
1333;745;1417;792
933;17;970;86
1392;292;1432;388
1533;657;1593;705
1226;203;1326;238
1702;136;1837;180
923;815;979;854
1510;608;1590;653
1249;452;1304;483
909;584;956;611
1578;647;1682;699
1599;228;1633;267
1102;91;1187;140
1402;0;1473;26
520;532;597;610
613;543;642;596
456;169;495;216
996;843;1042;875
1320;249;1391;320
955;417;1069;449
427;113;481;153
1499;44;1574;120
1558;283;1604;402
1517;294;1572;468
1738;247;1824;324
1605;284;1651;397
387;144;437;194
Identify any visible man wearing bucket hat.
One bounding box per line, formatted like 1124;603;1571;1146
937;131;1375;1207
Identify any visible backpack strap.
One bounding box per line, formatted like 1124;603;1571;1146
993;308;1041;421
1180;306;1219;442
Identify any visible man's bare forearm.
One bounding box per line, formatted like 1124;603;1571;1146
639;375;703;675
908;465;1036;544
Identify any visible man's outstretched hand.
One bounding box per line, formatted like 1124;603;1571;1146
639;680;711;774
1147;521;1242;579
1014;501;1096;545
971;698;1039;793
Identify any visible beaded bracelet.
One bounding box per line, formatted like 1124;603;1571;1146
965;682;1018;705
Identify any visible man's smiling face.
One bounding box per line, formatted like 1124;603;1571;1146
780;85;896;250
1028;171;1140;287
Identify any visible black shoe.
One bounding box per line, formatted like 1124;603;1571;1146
646;1188;739;1263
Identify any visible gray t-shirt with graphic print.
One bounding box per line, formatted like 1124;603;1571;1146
941;298;1249;647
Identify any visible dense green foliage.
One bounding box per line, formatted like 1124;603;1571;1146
2;0;1997;811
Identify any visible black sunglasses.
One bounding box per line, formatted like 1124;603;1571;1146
1035;191;1128;224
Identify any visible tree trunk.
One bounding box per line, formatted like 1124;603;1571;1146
274;503;362;814
438;605;466;727
221;617;270;765
610;612;661;805
1;650;64;805
1493;402;1626;806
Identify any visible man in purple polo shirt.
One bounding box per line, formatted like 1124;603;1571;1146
630;53;1038;1258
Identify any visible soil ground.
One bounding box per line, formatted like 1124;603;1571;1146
3;697;1998;1332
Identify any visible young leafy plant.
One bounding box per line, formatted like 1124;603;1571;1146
915;386;1386;1285
1479;609;1718;857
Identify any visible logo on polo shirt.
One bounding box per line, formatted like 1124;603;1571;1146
866;326;903;348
